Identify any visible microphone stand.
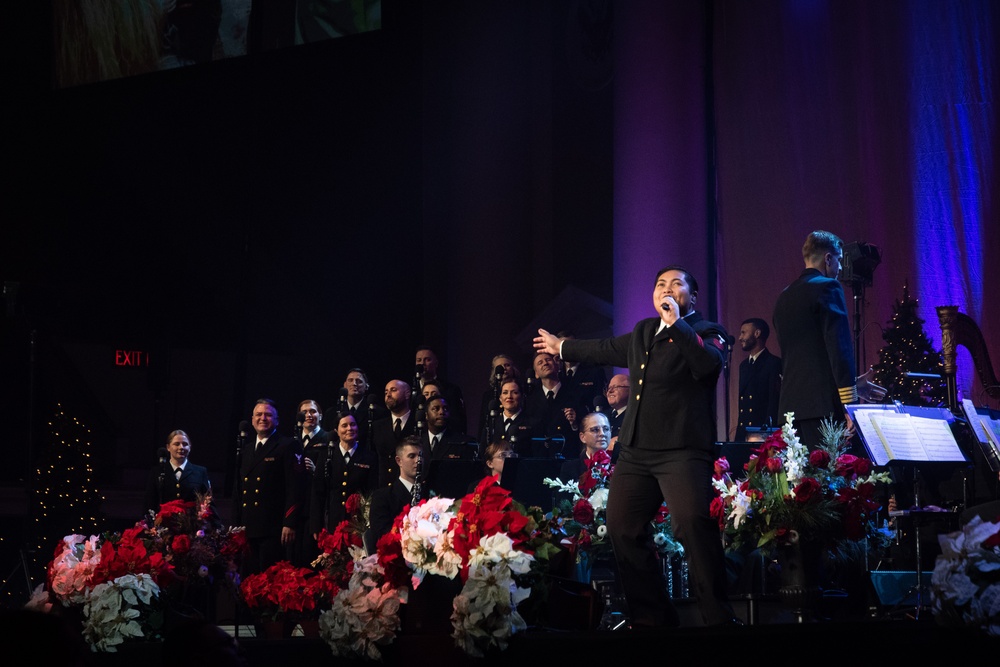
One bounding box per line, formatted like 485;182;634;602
324;434;335;527
367;396;377;453
157;450;168;508
723;337;734;440
485;400;499;459
232;423;248;639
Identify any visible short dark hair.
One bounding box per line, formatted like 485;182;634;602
654;265;698;294
741;318;770;342
345;368;369;384
802;230;843;262
397;436;422;457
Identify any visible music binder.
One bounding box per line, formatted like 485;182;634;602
847;404;967;467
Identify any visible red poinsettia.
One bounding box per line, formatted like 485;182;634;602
375;531;411;590
446;477;534;577
240;561;332;620
90;525;171;586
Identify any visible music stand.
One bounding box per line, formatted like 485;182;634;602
499;457;565;512
714;441;753;475
425;459;483;499
886;503;958;620
849;404;967;620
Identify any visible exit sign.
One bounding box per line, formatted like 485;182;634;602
115;350;149;366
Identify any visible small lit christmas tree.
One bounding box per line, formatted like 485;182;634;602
870;282;947;406
30;404;105;577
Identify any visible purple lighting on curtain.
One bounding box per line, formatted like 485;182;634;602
613;2;709;335
910;1;993;397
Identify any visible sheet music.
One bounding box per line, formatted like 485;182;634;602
909;415;966;461
962;398;991;444
869;413;931;461
851;408;895;465
868;412;966;463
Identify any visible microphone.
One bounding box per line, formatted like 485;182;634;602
660;301;671;313
157;447;169;464
525;375;534;396
338;387;349;414
239;420;250;439
494;365;505;381
592;396;603;412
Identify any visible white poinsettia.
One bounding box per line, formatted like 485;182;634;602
319;553;403;661
399;496;457;581
931;515;1000;637
81;573;160;652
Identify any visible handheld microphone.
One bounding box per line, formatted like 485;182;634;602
157;447;169;464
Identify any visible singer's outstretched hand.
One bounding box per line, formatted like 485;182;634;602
534;329;561;355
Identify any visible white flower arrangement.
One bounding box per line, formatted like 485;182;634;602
930;515;1000;637
398;496;459;585
81;573;161;652
319;553;403;661
451;532;533;658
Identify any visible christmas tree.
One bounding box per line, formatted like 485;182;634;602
30;404;105;580
870;282;947;406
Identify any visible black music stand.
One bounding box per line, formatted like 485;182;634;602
500;457;565;513
425;459;483;500
849;405;968;620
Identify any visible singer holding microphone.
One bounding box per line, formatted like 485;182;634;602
533;265;739;629
142;430;212;514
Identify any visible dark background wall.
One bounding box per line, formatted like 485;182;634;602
0;1;615;499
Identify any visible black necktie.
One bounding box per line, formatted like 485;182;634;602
344;451;351;465
302;434;310;447
749;357;756;366
431;435;439;450
611;410;619;419
566;368;574;378
394;418;402;437
350;405;357;415
174;467;182;480
504;418;513;433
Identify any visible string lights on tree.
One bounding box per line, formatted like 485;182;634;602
870;282;947;407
